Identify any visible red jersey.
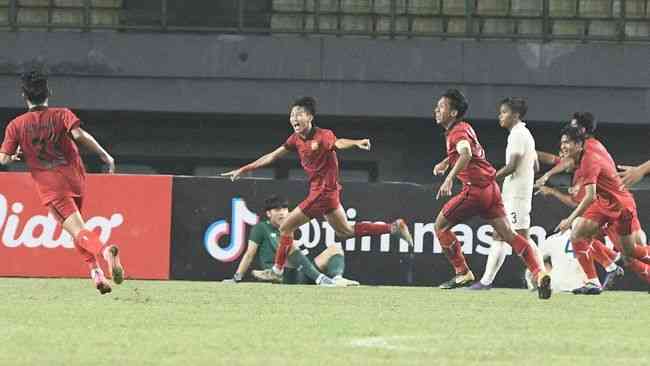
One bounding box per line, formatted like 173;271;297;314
445;121;496;187
284;127;341;193
0;107;86;204
572;137;635;211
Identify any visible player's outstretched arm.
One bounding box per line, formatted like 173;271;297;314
535;186;577;208
555;184;595;233
222;145;289;181
224;241;259;283
70;127;115;173
437;140;471;200
335;138;371;151
537;150;560;166
618;160;650;188
534;158;574;188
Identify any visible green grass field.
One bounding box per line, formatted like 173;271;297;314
1;278;649;366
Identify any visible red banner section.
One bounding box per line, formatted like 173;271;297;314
0;173;172;279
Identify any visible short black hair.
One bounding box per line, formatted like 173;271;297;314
561;125;586;145
264;195;289;211
499;97;527;118
21;68;50;105
291;96;316;117
441;89;468;119
570;112;596;134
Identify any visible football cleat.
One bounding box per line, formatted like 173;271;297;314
439;271;475;289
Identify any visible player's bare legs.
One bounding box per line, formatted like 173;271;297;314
434;212;475;289
490;216;551;299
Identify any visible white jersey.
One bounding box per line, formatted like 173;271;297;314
502;122;536;201
538;231;586;292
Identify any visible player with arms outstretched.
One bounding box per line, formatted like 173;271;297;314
222;97;413;284
0;69;124;295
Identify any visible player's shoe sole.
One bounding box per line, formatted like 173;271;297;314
392;219;414;247
537;272;552;300
105;245;124;285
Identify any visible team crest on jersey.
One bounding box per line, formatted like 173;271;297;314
310;141;319;151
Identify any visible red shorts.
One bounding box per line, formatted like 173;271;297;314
583;199;641;237
442;181;505;224
47;196;83;223
298;190;340;218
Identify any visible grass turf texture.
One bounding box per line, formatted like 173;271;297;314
1;278;648;366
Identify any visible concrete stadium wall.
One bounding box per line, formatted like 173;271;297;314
0;31;648;125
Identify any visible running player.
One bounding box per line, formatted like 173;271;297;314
552;125;650;294
221;97;413;284
537;184;626;291
432;89;551;299
222;195;359;286
469;97;543;290
0;69;124;295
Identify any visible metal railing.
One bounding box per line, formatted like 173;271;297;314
0;0;648;42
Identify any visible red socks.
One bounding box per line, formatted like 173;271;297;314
572;239;598;280
73;229;105;271
631;245;650;263
274;234;293;270
507;234;542;278
590;239;617;268
74;229;105;256
436;229;469;274
627;259;650;284
354;222;391;236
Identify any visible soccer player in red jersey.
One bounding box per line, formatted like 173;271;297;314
0;69;124;295
554;125;650;294
222;97;413;284
432;89;551;299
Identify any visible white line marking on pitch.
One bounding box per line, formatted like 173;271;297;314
349;336;422;352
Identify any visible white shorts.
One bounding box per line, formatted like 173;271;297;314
503;197;531;230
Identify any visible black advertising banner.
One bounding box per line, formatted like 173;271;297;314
170;176;650;290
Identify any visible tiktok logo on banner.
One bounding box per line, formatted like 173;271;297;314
203;198;259;262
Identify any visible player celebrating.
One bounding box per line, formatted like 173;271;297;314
469;97;543;290
552;126;650;294
222;195;358;286
0;69;124;295
222;97;413;283
432;89;551;299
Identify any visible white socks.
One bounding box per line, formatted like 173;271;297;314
481;241;507;286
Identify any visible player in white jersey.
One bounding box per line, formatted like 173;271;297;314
469;97;543;289
525;230;586;292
